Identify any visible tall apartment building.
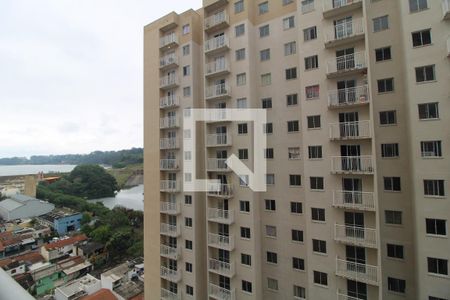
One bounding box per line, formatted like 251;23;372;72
144;1;450;299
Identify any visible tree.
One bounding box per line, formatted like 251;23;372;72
80;213;92;225
90;225;112;244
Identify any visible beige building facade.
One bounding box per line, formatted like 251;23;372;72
144;0;450;299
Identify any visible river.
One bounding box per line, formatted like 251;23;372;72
0;164;77;176
90;184;144;211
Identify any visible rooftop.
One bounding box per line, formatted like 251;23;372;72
114;280;144;300
0;251;44;269
39;208;81;223
80;288;117;300
78;241;105;254
102;262;129;280
55;274;99;298
43;234;87;250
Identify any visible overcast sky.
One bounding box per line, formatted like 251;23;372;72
0;0;201;158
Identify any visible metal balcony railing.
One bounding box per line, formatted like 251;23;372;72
160;117;179;129
160;76;179;88
206;60;229;76
328;85;369;107
329;121;371;140
336;257;379;285
327;52;366;75
209;283;235;300
207;158;229;171
160;159;179;170
325;18;364;44
337;290;366;300
208;233;234;250
205;11;229;29
160;96;180;109
332;190;375;211
331;156;374;174
334;224;377;248
205;35;229;53
160;138;179;150
161;288;181;300
160;33;178;48
160;266;181;282
323;0;362;13
207;183;233;198
160;180;180;192
160;201;181;214
209;258;235;276
160;244;181;260
205;83;230;99
160;223;180;237
206;133;231;147
160;54;178;68
208;208;234;224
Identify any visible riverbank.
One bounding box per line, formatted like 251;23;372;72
90;184;143;211
107;164;143;189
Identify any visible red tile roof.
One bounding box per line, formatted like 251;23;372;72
129;293;144;300
44;234;87;250
0;251;44;269
80;289;118;300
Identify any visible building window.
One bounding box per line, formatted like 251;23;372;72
242;280;253;293
265;225;277;237
182;45;190;56
239;149;249;160
385;210;402;225
305;55;319;70
184;195;192;205
183;86;191;97
237;73;247;86
303;26;317;41
290;202;303;214
285;67;297;80
415;65;435;82
264;148;274;159
387;244;404;259
262;97;272;108
428;297;447;300
418;102;439;119
260;48;271;61
305;85;319;99
377;78;394;93
241;253;251;266
263;123;273;134
310;177;324;190
424;180;445;197
283;16;295;30
373;15;389;32
384;177;401;191
234;0;244;13
284;41;296;56
237;98;247;108
381;143;399;158
283;0;294;5
428;258;448;275
311;207;325;221
259;1;269;14
426;218;446;236
308;146;322;159
267;251;278;264
307;115;321;129
301;0;315;14
238;123;248;134
182;24;190;35
412;29;431;47
292;229;304;242
379;110;397;125
259;24;270;38
290;174;301;186
288;121;299;132
185;240;193;250
294;285;306;299
388;277;406;293
267;278;279;291
183;65;190;76
240;175;249;186
185;262;192;272
265;199;276;211
292;257;305;270
288;147;300;160
235;24;245;37
287;94;298;106
240;200;250;213
421;141;442;157
312;239;326;253
266;174;275;185
236;48;246;61
186;285;194;296
240;227;251;239
409;0;428;12
185;217;192;227
261;73;271;86
375;46;391;61
313;271;328;286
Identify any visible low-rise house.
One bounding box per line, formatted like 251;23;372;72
81;288;117;300
0;194;54;221
75;241;108;265
0;251;45;276
54;274;101;300
101;260;144;300
41;234;87;262
37;208;82;235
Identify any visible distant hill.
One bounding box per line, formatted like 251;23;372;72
0;148;143;166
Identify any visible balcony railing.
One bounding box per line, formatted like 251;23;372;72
160;117;179;129
334;224;377;248
332;190;375;211
336;258;379;286
206;133;231;147
327;52;366;76
205;83;230;100
160;33;178;48
205;35;229;54
206;60;230;76
160;76;179;89
328;85;369;107
160;54;178;69
208;233;234;250
323;0;362;16
209;258;235;277
209;283;235;300
207;158;230;171
160;138;179;150
160;180;180;192
160;201;181;214
161;288;181;300
160;244;181;260
160;223;180;237
443;0;450;19
337;290;366;300
205;11;229;30
331;156;374;174
160;159;179;170
325;19;364;45
160;266;181;282
329;121;371;140
208;208;234;224
207;183;233;198
160;96;180;109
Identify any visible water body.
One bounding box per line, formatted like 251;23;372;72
0;165;77;176
90;184;144;211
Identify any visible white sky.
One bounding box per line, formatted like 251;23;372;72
0;0;201;158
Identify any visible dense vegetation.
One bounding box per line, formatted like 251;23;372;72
0;148;143;166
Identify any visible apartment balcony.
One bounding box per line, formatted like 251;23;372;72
323;0;362;19
160;223;181;237
334;224;377;248
331;156;374;175
160;159;179;171
204;35;229;55
324;19;365;48
208;208;234;224
208;233;234;250
209;258;235;277
160;244;181;260
337;290;366;300
160;201;181;215
207;183;233;198
209;283;235;300
160;138;179;150
329;121;371;140
160;180;180;192
336;257;379;286
204;11;229;33
161;288;181;300
160;266;181;283
328;85;369;108
326;52;367;79
203;0;228;11
205;83;231;100
206;133;232;147
207;158;230;172
159;54;178;70
160;96;180;109
205;61;230;78
160;76;179;90
160;33;178;50
160;117;180;129
332;190;375;211
159;12;179;32
443;0;450;19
